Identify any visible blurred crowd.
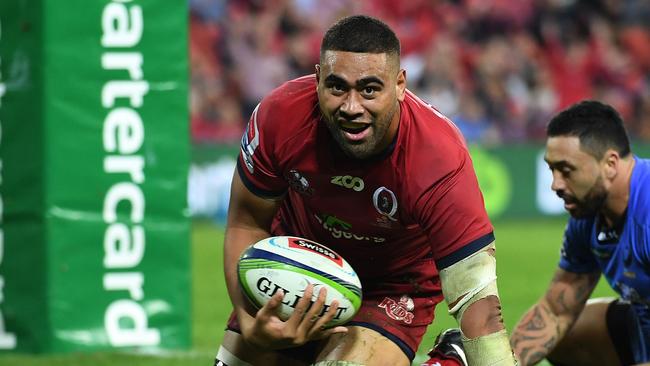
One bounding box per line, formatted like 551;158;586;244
189;0;650;145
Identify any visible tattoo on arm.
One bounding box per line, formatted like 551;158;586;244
511;270;599;366
511;302;559;365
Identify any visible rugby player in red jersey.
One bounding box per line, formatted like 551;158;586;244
216;15;518;366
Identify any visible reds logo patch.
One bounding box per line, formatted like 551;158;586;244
288;237;343;266
372;186;397;221
378;295;414;324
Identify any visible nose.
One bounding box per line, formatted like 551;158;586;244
340;91;364;119
550;170;565;193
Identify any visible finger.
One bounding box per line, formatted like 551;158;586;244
309;298;343;337
319;325;349;338
257;289;284;319
299;286;328;333
286;284;314;327
310;302;349;340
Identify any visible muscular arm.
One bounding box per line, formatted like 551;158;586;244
223;171;280;323
440;242;518;365
454;244;505;338
510;268;600;365
223;171;348;349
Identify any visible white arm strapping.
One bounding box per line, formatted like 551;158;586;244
463;329;518;366
439;242;497;320
439;242;518;365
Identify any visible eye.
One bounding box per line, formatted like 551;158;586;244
361;86;379;97
548;165;572;179
330;83;346;95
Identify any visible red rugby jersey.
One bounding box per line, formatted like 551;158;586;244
238;75;493;294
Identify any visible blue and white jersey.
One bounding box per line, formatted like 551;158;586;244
560;157;650;345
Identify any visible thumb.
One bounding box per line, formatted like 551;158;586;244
316;326;349;340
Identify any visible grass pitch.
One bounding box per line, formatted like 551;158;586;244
0;218;615;365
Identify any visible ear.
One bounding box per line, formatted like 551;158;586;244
396;69;406;102
315;64;321;84
603;149;620;180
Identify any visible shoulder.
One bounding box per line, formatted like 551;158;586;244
401;90;468;161
565;217;594;242
256;75;319;129
249;75;319;149
398;91;472;188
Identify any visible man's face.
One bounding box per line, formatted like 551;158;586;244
316;50;405;159
545;136;608;218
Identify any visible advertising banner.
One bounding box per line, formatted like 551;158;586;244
0;0;190;353
188;143;650;220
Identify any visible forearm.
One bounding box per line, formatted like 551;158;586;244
223;224;272;318
222;171;281;326
510;299;572;366
440;242;517;365
510;269;599;366
460;296;517;366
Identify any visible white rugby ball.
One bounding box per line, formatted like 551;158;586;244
237;236;362;326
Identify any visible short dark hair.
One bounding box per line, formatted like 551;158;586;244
320;15;400;59
547;100;631;159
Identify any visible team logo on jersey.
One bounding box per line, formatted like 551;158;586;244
285;169;314;196
240;104;261;173
373;187;397;221
317;214;352;230
314;213;386;244
378;295;414;324
331;175;364;192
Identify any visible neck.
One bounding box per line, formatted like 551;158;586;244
601;156;635;227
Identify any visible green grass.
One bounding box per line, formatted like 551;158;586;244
0;218;615;365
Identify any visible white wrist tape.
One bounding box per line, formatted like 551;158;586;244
439;242;518;365
462;329;518;366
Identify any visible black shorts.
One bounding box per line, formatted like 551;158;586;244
606;299;648;365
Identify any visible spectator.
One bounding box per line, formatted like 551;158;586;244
189;0;650;144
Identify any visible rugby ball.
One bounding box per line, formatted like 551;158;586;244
237;236;362;326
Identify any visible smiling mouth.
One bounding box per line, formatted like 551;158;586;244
340;124;370;134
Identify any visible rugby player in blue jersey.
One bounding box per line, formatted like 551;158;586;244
510;100;650;365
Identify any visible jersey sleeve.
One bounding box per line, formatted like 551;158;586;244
238;100;288;199
558;219;599;273
414;150;494;269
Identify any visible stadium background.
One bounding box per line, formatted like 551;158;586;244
1;0;649;365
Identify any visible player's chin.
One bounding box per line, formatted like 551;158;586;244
567;206;594;219
338;141;374;159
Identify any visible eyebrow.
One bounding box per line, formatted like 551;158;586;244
544;157;574;169
324;74;385;87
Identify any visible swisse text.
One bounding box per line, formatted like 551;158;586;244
294;239;338;260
